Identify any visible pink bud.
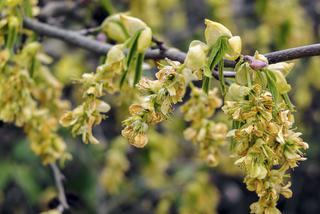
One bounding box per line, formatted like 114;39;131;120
244;55;267;70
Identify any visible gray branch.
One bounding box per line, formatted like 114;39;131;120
50;163;69;211
23;18;320;75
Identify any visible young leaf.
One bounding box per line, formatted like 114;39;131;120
202;76;211;94
218;59;226;95
203;64;212;78
265;69;279;103
282;93;295;112
208;38;222;70
133;53;145;86
119;31;142;88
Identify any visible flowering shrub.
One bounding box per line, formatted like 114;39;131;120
0;0;314;213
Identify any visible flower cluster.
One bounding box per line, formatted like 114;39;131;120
61;14;154;144
0;32;70;164
60;69;111;144
222;53;308;213
122;60;186;147
181;86;227;166
102;14;152;53
25;110;71;165
0;59;36;126
59;44;127;144
183;19;242;95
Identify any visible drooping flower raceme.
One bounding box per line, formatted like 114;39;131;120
181;85;227;166
61;15;153;144
222;53;308;214
122;60;187;147
0;14;70;166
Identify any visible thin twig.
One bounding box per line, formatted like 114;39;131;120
50;163;69;211
151;36;166;53
77;26;103;35
23;18;320;75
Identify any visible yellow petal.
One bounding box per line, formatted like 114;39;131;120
225;36;242;60
101;14;128;43
105;44;125;65
184;40;208;70
137;27;152;52
204;19;232;46
120;15;147;36
268;62;294;76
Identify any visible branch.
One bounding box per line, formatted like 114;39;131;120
49;163;69;211
23;18;320;72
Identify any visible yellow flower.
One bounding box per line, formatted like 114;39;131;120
204;19;232;46
184;40;208;71
137;27;152;53
225;36;242;60
101;14;128;43
204;19;241;60
120;14;148;35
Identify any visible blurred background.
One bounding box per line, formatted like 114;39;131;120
1;0;320;213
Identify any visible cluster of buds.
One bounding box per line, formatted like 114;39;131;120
60;72;111;144
25;110;71;165
62;14;155;144
0;0;39;50
183;19;242;96
0;61;36;126
0;36;70;164
222;53;308;213
102;14;152;53
122;60;186;148
181;86;227;166
184;20;242;76
59;44;127;144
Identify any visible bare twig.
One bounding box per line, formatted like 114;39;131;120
50;163;69;211
151;36;166;53
23;18;320;76
77;26;103;35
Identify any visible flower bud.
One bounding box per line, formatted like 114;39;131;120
120;15;147;36
204;19;232;47
60;111;76;127
24;42;41;56
268;62;294;76
254;51;268;63
129;104;144;115
184;40;208;70
280;188;293;199
101;14;128;43
8;16;19;28
132;133;148;148
270;69;291;94
96;100;111;113
105;44;125;65
225;83;250;101
225;36;242;60
137;27;152;53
